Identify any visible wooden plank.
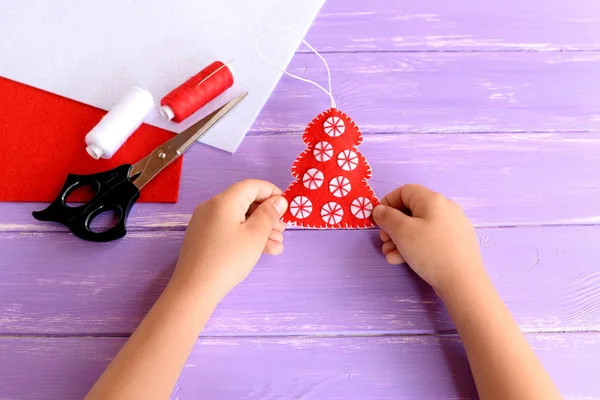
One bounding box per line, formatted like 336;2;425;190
306;0;600;51
0;333;598;399
3;132;600;232
0;226;599;336
253;52;600;134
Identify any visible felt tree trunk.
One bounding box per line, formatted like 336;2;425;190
282;108;380;229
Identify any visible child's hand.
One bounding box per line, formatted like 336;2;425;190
172;179;288;298
373;185;562;399
372;184;484;296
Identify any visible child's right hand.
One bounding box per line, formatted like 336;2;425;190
372;184;485;297
171;180;288;300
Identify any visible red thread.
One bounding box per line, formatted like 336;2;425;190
160;61;234;123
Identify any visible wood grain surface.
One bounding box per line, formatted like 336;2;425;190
306;0;600;51
1;0;599;398
0;334;598;400
254;52;600;134
1;226;599;336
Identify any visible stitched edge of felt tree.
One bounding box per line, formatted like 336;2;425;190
282;108;380;229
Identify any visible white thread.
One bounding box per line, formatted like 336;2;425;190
195;59;235;87
85;87;155;159
257;27;336;109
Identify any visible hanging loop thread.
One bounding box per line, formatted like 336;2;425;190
257;27;336;109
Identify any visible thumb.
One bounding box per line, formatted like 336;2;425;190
372;204;412;241
245;196;288;237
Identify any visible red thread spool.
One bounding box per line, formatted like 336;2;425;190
159;61;234;123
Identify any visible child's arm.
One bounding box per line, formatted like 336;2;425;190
85;180;288;400
372;184;561;400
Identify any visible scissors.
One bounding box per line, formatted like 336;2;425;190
33;93;247;242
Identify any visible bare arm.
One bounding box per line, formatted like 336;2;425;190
373;184;561;400
85;278;220;400
441;268;560;399
85;180;288;400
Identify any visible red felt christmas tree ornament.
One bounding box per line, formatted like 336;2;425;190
258;28;380;229
283;108;380;228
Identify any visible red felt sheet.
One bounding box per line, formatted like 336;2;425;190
0;77;182;203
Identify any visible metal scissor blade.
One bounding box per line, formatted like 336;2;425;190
170;92;248;155
130;92;248;190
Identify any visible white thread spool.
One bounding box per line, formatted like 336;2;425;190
85;87;155;160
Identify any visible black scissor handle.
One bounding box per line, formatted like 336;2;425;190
32;164;140;242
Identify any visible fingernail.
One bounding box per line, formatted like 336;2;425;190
273;196;288;215
372;205;385;221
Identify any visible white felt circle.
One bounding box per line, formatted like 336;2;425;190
290;196;312;219
302;168;324;190
321;201;344;225
313;141;334;162
323;116;345;137
337;150;359;171
329;176;351;198
351;197;374;219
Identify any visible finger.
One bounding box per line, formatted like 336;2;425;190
247;204;289;233
263;239;284;255
382;184;441;218
246;202;260;218
372;204;413;241
269;229;284;244
273;220;287;233
245;196;288;240
385;249;406;265
381;240;397;255
380;229;391;242
222;179;283;220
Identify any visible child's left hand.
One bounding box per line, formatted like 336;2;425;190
171;179;288;299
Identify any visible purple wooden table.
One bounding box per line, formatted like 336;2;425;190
2;1;600;398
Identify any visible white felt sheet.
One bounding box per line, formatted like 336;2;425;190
0;0;325;152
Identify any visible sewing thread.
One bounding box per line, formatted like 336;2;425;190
85;87;154;160
159;61;234;123
257;27;336;108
